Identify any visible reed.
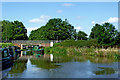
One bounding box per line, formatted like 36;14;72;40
44;47;67;56
66;47;119;58
45;46;119;59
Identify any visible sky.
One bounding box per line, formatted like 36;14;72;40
2;2;118;36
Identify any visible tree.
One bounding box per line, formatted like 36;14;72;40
1;20;14;40
29;26;48;40
77;31;88;40
12;21;28;40
29;18;76;40
1;20;28;40
89;24;103;39
89;23;118;46
115;31;120;46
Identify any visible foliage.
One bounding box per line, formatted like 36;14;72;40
55;39;99;48
115;31;120;46
89;23;118;46
0;43;14;48
44;45;119;59
43;40;120;58
26;51;33;55
53;42;61;47
44;47;67;56
30;58;61;69
66;47;95;56
1;20;28;40
94;67;115;75
9;60;27;74
77;31;88;40
1;20;14;40
29;18;76;40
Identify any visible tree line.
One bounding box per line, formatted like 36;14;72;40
29;18;88;40
1;18;120;47
1;20;28;40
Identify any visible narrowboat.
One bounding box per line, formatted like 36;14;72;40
10;46;21;59
32;46;44;57
1;48;13;70
1;46;21;70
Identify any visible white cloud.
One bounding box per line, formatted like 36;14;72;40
107;17;118;23
76;16;81;19
102;17;118;23
91;21;96;24
75;26;82;30
27;27;39;37
56;10;63;13
27;27;38;32
29;15;51;23
92;17;118;25
62;3;74;7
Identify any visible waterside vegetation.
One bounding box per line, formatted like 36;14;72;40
0;43;14;48
44;40;120;59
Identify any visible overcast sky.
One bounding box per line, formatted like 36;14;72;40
2;2;118;36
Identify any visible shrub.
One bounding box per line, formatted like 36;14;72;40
54;39;100;48
26;51;33;55
44;47;67;56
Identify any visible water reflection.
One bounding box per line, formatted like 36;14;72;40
52;56;73;63
86;56;117;64
74;56;87;62
71;55;119;64
94;67;115;75
30;58;61;69
6;53;119;78
30;55;118;70
9;59;28;74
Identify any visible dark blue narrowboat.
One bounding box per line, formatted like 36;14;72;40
0;48;13;70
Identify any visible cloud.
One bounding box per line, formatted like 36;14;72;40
92;17;118;25
62;3;74;7
102;17;118;23
75;26;82;30
27;27;38;32
107;17;118;23
91;21;96;24
29;15;51;23
76;16;81;19
56;10;63;13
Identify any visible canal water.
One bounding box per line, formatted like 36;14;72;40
6;54;119;78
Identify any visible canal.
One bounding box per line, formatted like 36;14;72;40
5;51;120;78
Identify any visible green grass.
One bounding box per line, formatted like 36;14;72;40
0;43;14;48
44;40;119;59
54;39;100;48
26;51;33;55
44;47;67;56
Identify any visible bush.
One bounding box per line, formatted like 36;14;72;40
54;39;100;48
44;47;67;56
26;51;33;55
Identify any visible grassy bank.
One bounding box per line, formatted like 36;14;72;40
54;40;119;48
44;47;67;56
54;40;99;48
0;43;14;48
66;47;119;58
45;47;119;59
44;40;120;59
